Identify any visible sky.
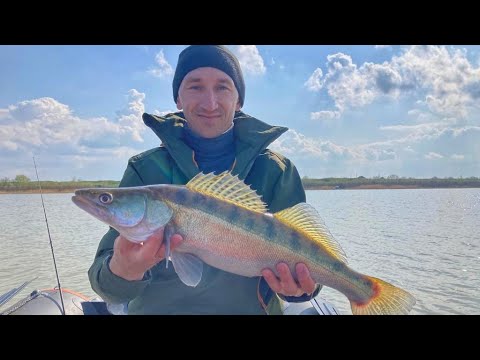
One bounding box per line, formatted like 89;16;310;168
1;45;479;181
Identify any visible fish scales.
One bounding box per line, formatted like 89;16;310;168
72;172;416;314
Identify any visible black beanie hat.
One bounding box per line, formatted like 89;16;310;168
173;45;245;107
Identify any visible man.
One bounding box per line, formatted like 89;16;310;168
88;45;320;314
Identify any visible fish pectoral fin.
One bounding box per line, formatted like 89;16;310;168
171;252;203;287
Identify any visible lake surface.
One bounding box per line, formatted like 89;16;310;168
0;188;478;315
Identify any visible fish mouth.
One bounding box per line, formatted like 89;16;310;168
72;193;107;221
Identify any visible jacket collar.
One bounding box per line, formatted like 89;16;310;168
142;111;288;180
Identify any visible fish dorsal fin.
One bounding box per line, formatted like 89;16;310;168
186;172;268;214
274;203;348;264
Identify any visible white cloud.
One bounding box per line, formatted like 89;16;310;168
407;109;435;123
9;97;72;122
230;45;266;76
271;129;399;163
378;123;480;152
270;129;357;161
111;146;142;160
425;152;443;159
310;53;377;112
0;90;148;153
307;45;480;121
0;108;10;121
153;109;176;117
387;46;480;118
380;122;445;133
304;68;324;91
362;62;403;96
376;123;480;165
310;110;341;121
0;126;18;150
0;92;156;180
267;122;480;178
148;49;174;78
407;109;421;117
362;147;397;161
116;89;146;142
375;45;391;49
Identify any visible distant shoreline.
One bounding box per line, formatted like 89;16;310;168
0;189;75;194
1;177;479;194
1;184;479;194
303;185;480;190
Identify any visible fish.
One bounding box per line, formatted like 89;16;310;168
72;171;416;315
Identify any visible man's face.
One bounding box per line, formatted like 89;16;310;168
176;67;241;138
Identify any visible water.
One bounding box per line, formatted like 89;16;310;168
0;193;106;304
0;189;478;315
306;188;479;315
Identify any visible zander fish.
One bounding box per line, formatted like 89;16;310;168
72;172;416;315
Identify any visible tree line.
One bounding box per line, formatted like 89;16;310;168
0;175;118;192
301;175;480;189
1;174;480;192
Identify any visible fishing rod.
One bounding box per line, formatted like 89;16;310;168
33;156;66;315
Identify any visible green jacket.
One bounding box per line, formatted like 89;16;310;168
88;111;306;314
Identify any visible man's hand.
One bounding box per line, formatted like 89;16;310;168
109;228;183;281
261;262;316;297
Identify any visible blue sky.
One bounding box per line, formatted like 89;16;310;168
1;45;479;181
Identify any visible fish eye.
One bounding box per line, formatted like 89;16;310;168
99;193;113;204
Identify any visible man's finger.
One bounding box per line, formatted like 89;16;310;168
154;243;166;260
169;234;183;251
261;268;282;293
276;263;299;295
143;228;165;248
296;263;316;294
140;228;165;259
114;235;140;255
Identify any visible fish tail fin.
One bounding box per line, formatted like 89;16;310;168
350;276;416;315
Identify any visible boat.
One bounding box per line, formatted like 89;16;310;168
0;279;341;315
